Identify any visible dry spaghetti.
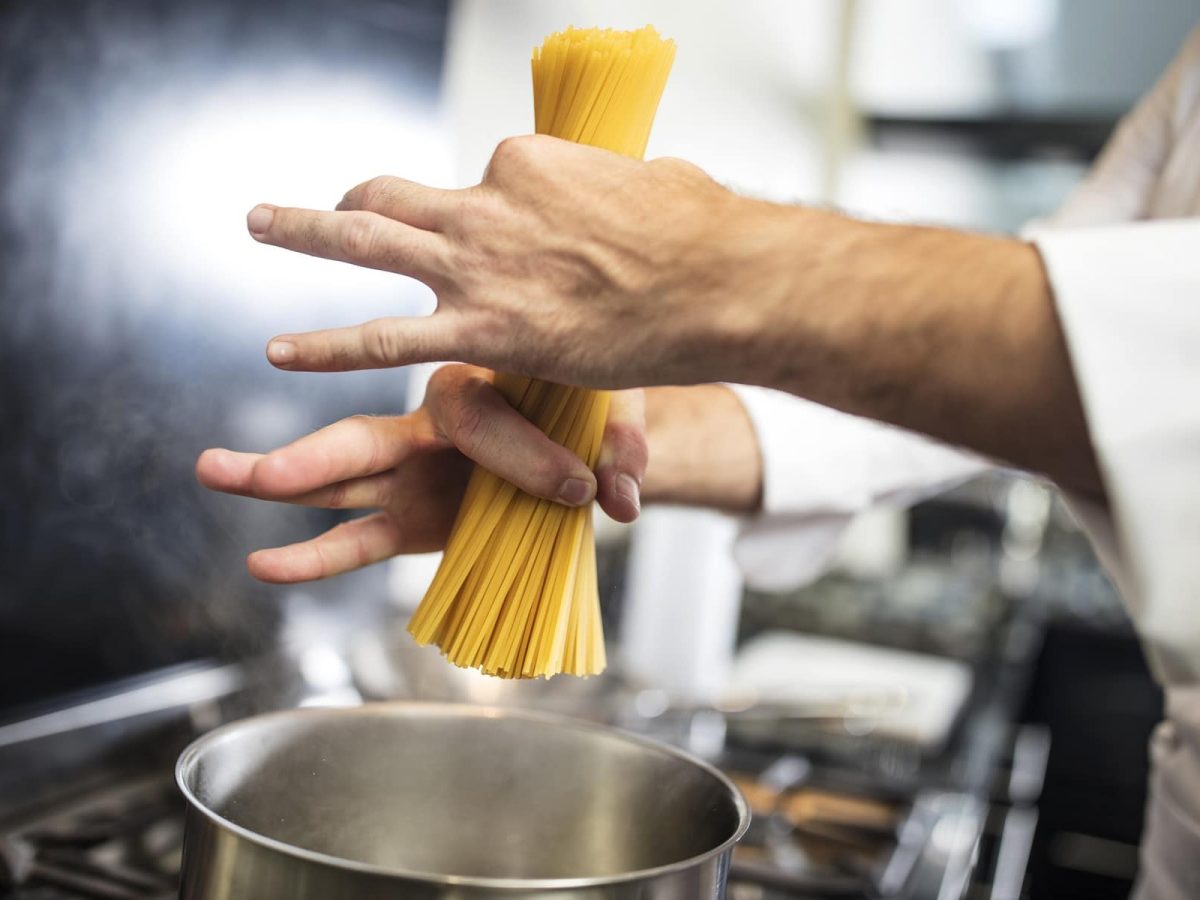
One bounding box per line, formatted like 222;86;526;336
407;26;675;678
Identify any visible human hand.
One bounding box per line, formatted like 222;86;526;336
246;136;794;389
196;365;647;583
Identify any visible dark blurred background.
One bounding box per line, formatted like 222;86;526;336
0;0;449;712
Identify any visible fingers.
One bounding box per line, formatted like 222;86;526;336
247;512;405;583
425;365;597;506
198;448;399;508
254;414;442;498
197;412;441;502
595;389;648;523
246;204;448;282
336;175;460;231
200;360;599;518
266;313;465;372
196;447;261;496
197;448;400;509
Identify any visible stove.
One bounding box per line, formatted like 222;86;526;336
0;778;182;900
0;612;1046;900
0;661;268;900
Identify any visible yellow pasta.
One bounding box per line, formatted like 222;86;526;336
408;26;676;678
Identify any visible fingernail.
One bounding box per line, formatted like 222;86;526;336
267;341;296;364
246;205;274;238
557;477;594;506
616;473;641;513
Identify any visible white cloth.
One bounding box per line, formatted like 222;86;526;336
732;25;1200;900
729;386;988;590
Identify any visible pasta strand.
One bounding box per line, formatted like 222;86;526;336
407;25;675;678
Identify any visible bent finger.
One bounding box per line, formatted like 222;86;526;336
246;512;405;583
199;448;397;509
248;413;443;499
425;364;596;506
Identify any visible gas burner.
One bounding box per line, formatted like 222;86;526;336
0;778;182;900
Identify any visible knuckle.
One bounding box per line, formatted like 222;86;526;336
360;175;393;210
648;155;708;183
489;135;537;176
341;213;379;261
449;375;504;455
451;397;486;452
325;480;350;509
343;415;384;473
448;187;485;230
375;478;396;510
360;318;400;366
606;420;649;470
527;455;568;493
649;155;687;171
423;365;463;432
454;192;504;248
426;363;465;397
492;135;523;162
353;527;374;567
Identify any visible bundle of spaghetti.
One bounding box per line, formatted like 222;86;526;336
407;26;675;678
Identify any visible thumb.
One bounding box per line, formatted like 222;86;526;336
266;313;461;372
595;389;647;524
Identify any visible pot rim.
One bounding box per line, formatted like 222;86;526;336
175;700;751;891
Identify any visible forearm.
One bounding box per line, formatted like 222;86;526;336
641;385;762;513
722;207;1103;497
250;137;1099;500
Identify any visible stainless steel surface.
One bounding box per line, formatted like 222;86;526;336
348;627;616;715
0;665;244;750
0;662;257;822
989;807;1038;900
177;703;750;899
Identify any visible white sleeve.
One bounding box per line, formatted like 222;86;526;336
1036;220;1200;685
728;385;989;591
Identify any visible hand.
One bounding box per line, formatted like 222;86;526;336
246;136;792;389
196;365;647;583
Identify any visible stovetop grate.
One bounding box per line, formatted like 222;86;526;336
1;778;182;900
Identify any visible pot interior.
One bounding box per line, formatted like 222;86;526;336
178;705;746;881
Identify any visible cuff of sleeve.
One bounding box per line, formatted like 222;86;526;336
727;385;869;590
1036;221;1200;684
727;384;872;517
726;384;988;592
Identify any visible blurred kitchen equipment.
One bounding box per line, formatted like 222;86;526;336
347;621;620;720
176;703;750;899
0;777;181;900
622;508;744;703
727;633;974;753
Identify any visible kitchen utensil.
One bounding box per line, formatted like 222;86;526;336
177;702;749;899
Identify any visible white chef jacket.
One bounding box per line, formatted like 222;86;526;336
732;26;1200;900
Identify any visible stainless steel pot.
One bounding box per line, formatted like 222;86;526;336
176;702;749;899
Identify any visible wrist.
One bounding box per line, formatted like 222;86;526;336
697;200;845;388
641;385;763;512
722;208;896;400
